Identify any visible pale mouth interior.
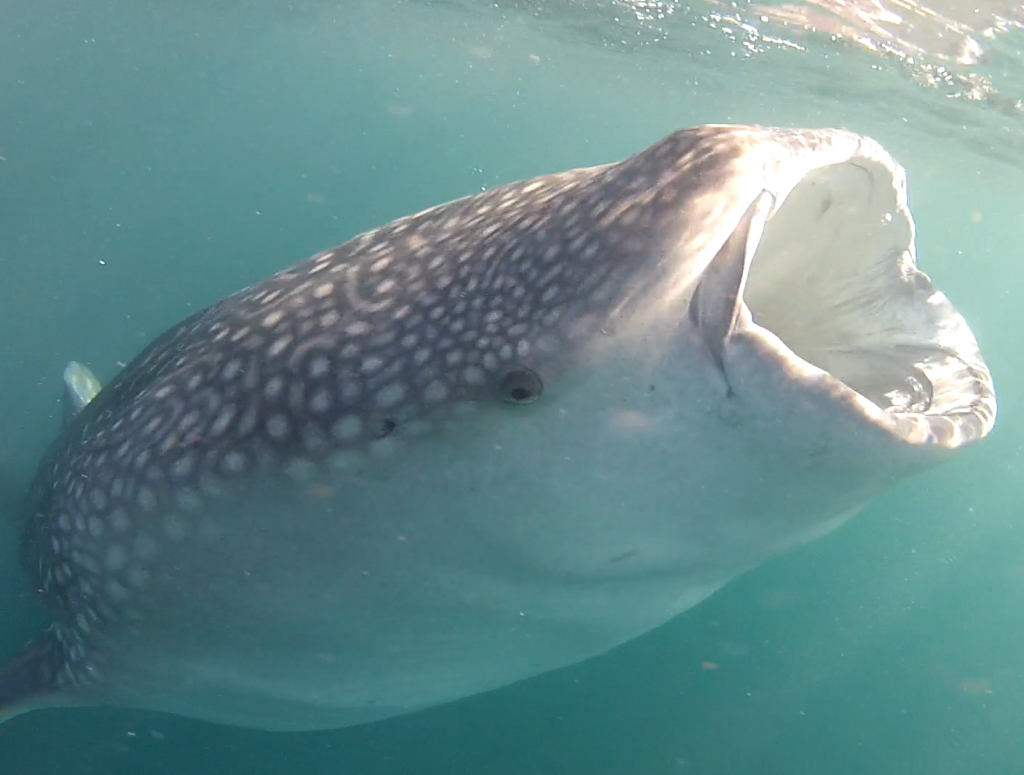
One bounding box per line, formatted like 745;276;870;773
739;159;978;419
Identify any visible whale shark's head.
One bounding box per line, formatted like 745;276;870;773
0;125;995;731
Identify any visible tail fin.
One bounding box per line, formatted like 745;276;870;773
0;632;61;723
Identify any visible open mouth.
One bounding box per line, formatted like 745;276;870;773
737;153;995;445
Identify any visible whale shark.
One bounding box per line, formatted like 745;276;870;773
0;124;996;730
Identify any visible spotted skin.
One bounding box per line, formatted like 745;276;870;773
1;125;995;730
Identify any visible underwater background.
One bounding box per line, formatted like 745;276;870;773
0;0;1022;772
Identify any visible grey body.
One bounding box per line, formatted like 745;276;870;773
0;125;995;730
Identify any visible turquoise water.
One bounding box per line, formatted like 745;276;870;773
1;0;1023;772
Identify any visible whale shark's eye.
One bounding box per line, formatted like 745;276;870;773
500;369;542;405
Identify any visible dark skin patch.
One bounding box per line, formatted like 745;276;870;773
817;192;834;219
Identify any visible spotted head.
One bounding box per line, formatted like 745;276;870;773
0;124;995;729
